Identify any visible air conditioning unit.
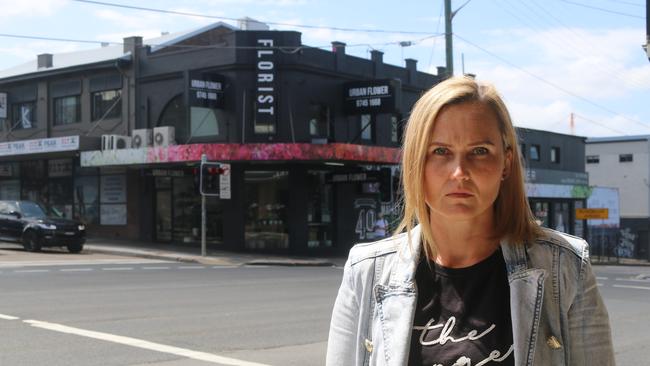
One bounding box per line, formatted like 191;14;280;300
131;128;153;148
153;126;176;147
111;135;131;149
101;135;113;150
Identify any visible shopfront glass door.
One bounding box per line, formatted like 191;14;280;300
244;171;289;250
155;177;172;241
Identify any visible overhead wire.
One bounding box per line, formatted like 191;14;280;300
72;0;435;35
560;0;645;19
600;0;644;7
453;33;650;132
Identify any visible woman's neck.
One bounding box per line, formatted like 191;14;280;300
427;213;500;268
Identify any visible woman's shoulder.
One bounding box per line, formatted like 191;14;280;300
534;227;589;258
346;231;409;266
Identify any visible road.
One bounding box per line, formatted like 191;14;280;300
0;251;648;365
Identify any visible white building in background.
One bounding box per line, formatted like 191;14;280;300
586;135;650;259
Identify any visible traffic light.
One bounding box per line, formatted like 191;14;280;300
200;162;225;195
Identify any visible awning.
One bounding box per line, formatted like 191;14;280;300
80;143;401;167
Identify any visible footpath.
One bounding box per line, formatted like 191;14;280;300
83;237;347;267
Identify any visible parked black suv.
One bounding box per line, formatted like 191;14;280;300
0;200;86;253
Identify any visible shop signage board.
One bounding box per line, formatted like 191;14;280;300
343;79;401;115
254;34;277;133
0;135;79;157
100;175;127;204
48;159;73;177
188;72;225;109
575;208;609;220
100;204;127;225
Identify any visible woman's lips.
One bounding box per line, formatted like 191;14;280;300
446;192;473;198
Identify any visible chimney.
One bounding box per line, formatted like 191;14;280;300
37;53;53;69
123;36;143;54
405;58;417;83
370;50;383;63
436;66;447;76
331;41;346;54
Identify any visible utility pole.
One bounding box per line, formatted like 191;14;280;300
444;0;454;78
444;0;473;78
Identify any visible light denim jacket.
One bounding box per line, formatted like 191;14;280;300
326;225;615;366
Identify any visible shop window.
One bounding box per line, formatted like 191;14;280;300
0;180;20;200
189;107;222;140
158;94;187;142
553;202;570;233
307;171;333;248
619;154;633;162
171;175;223;244
20;161;46;204
529;144;540;161
550;147;560;163
586;155;599;164
574;201;585;238
520;143;526;158
531;200;549;227
244;171;289;250
360;114;373;141
91;89;122;121
53;95;81;125
308;104;329;138
11;102;36;129
73;175;99;225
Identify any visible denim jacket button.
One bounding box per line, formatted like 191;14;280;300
547;335;562;349
364;338;374;353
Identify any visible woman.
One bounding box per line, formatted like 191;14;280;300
326;77;614;366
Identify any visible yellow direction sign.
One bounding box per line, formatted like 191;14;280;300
575;208;609;220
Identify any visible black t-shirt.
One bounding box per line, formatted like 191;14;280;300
408;248;514;366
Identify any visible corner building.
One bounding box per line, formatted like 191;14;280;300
0;21;442;255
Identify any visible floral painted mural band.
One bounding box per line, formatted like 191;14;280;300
80;143;401;167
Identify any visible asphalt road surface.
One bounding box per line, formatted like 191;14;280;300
0;253;648;365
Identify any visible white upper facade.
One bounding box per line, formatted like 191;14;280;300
586;137;650;218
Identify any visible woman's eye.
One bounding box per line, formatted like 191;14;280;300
432;147;448;155
473;147;489;155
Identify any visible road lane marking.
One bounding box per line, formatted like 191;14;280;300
614;277;650;283
0;314;19;320
14;269;50;273
597;283;603;286
178;266;205;269
596;277;608;280
613;284;650;291
142;266;170;270
60;268;93;272
101;267;134;271
23;319;270;366
212;266;239;269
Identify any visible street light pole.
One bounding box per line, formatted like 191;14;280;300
201;153;207;257
444;0;454;78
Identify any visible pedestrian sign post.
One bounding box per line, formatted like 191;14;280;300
575;208;609;220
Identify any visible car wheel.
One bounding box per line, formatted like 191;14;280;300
67;243;83;253
23;231;42;252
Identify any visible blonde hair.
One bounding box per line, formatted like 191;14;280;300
395;76;541;259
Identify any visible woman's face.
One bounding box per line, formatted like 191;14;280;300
423;101;512;223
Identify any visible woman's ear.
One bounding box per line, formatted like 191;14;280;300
502;148;513;180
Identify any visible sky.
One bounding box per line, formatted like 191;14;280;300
0;0;648;138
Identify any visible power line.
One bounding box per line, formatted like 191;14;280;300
72;0;434;35
572;113;630;135
560;0;644;19
601;0;644;7
0;32;441;53
453;33;650;132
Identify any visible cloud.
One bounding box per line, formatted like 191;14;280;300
0;0;67;19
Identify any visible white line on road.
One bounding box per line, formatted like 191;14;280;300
178;266;206;269
141;266;170;270
23;319;270;366
596;276;608;280
597;283;603;286
613;284;650;291
212;266;239;269
101;267;134;271
615;277;650;283
14;269;50;273
60;268;93;272
0;314;19;320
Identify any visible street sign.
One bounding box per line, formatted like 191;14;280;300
576;208;609;220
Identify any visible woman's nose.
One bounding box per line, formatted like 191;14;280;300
451;160;470;181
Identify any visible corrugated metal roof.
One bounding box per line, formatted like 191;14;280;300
586;135;650;143
0;21;238;80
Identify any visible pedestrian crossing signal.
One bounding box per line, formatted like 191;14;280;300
200;162;225;196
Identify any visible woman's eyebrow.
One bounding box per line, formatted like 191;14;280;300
428;140;496;147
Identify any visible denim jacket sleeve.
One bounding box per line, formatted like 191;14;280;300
326;257;363;366
567;257;615;365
